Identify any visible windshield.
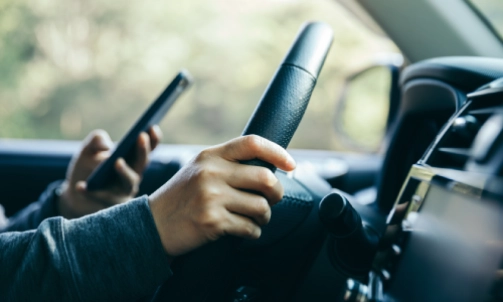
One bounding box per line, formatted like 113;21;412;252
468;0;503;39
0;0;397;152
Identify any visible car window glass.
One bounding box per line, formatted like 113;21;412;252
468;0;503;39
0;0;398;152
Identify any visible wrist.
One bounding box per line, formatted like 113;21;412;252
148;194;175;263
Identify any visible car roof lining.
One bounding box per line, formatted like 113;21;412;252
351;0;503;62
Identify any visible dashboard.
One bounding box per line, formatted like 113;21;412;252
295;57;503;302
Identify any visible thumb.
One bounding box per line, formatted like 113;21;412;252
82;130;114;154
219;135;296;172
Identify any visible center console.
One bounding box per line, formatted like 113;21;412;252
295;66;503;302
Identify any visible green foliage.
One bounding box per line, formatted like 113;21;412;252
0;0;396;151
340;66;391;151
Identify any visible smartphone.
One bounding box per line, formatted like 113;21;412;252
86;70;193;191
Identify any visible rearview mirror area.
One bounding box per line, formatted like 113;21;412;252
335;64;399;153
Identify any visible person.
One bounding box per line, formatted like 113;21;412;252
0;127;295;301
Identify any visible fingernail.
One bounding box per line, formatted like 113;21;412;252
116;158;125;169
76;181;87;192
287;155;296;168
255;228;262;239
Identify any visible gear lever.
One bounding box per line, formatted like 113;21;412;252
319;192;380;278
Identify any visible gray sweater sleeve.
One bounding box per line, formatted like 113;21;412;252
0;196;172;301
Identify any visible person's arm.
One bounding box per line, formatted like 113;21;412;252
1;126;162;233
0;196;172;301
1;135;295;301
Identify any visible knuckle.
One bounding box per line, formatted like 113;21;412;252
274;185;284;202
243;226;253;237
194;151;207;163
262;207;272;225
257;169;276;189
192;167;205;181
201;186;221;203
194;167;219;185
199;209;222;231
246;225;261;239
255;207;271;226
196;148;214;162
245;135;263;153
254;197;270;216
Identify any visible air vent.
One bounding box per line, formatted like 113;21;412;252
423;83;503;170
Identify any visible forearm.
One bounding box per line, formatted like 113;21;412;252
0;196;172;301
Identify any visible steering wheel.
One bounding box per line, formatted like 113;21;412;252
151;22;334;302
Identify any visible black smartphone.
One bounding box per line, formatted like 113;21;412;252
86;70;193;191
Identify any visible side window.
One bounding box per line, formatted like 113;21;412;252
0;0;398;152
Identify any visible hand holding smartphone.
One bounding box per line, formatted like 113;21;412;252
86;70;193;191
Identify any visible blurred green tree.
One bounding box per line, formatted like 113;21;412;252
0;0;397;151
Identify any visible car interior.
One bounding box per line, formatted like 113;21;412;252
1;0;502;301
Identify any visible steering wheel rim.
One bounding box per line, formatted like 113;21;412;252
151;22;333;302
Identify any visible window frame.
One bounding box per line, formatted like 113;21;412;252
464;0;503;43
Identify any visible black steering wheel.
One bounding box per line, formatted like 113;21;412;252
152;22;334;302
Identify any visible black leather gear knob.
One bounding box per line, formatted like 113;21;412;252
319;192;380;277
241;22;333;171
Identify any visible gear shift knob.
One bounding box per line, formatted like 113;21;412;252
319;192;380;278
319;192;362;238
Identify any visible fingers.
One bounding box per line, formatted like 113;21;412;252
73;181;118;208
115;158;140;195
73;158;140;202
222;213;262;239
129;127;160;175
191;152;284;205
82;130;114;154
148;135;296;256
148;125;162;150
218;135;296;172
224;190;272;226
227;164;283;204
131;132;151;174
74;179;128;208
